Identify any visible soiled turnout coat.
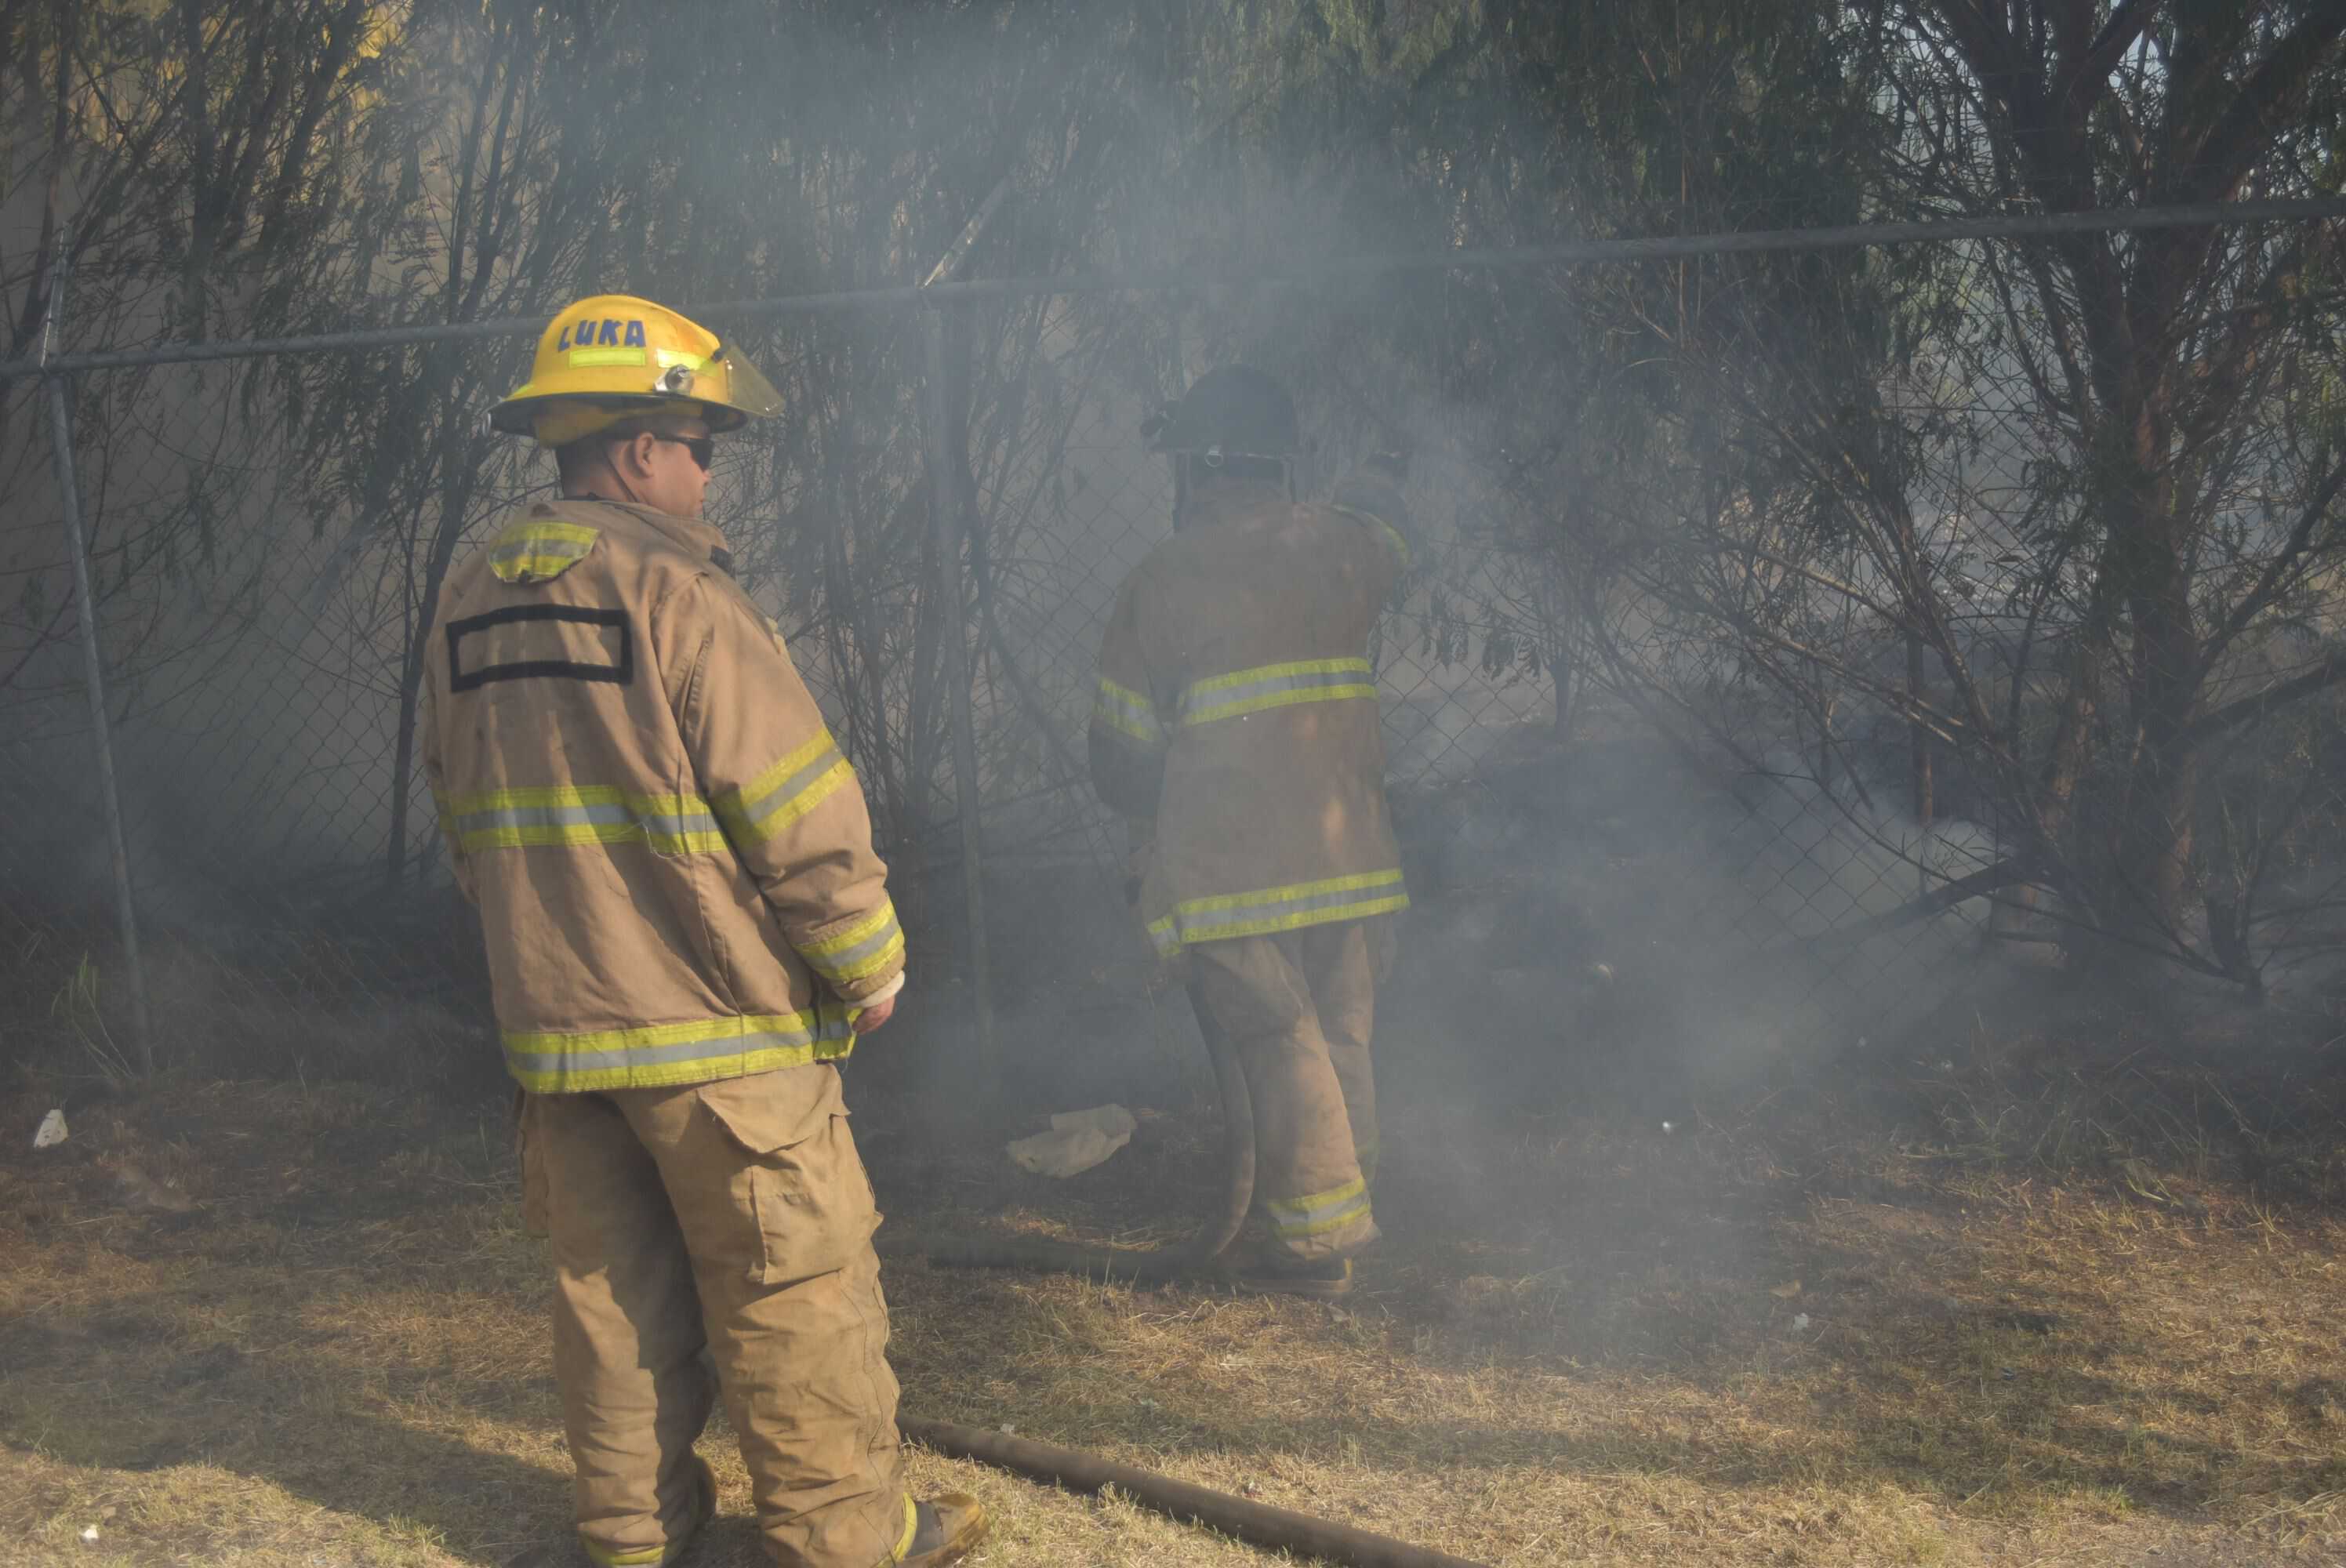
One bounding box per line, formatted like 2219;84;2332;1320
1088;473;1413;1260
425;497;916;1568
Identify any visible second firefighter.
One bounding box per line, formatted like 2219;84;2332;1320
1088;365;1416;1298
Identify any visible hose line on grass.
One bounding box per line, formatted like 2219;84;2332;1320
899;1416;1492;1568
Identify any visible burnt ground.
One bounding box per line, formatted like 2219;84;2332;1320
4;952;2344;1566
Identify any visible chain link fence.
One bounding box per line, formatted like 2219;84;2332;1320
6;209;2343;1091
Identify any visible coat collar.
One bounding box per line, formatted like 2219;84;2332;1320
1178;477;1291;534
533;497;734;572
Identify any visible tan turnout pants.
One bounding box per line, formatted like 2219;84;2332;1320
1187;915;1393;1262
519;1063;916;1568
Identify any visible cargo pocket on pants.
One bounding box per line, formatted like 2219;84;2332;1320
696;1069;875;1290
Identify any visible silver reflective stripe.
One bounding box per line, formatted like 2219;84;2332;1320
1178;880;1402;935
640;807;722;838
815;917;900;973
458;801;632;834
1093;679;1166;745
1178;660;1375;725
1268;1179;1372;1236
739;742;844;832
507;1022;852;1076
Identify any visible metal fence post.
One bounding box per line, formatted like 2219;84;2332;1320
38;227;154;1080
923;300;997;1073
916;184;1012;1078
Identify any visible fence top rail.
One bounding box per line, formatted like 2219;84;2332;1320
6;197;2339;383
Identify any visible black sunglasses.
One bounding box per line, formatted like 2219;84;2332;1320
648;432;714;471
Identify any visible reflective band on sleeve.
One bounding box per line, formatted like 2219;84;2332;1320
489;521;600;584
1332;503;1412;575
1147;867;1408;953
1178;658;1376;727
448;784;728;854
799;900;906;987
1266;1175;1374;1240
1091;677;1168;746
716;731;855;847
504;1009;859;1094
581;1535;667;1567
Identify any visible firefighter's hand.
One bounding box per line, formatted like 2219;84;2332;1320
851;994;897;1034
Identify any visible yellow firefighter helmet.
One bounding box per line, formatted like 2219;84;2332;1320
488;293;783;447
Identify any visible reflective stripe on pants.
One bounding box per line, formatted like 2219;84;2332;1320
1186;915;1390;1262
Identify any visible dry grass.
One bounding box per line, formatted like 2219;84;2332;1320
3;991;2345;1566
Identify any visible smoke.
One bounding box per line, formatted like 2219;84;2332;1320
1391;720;2010;1114
0;4;2044;1117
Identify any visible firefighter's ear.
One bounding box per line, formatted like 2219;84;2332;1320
612;429;657;477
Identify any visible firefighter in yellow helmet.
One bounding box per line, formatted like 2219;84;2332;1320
424;296;986;1568
1088;366;1416;1298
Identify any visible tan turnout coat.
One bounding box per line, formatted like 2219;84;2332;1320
1088;475;1414;956
423;498;905;1094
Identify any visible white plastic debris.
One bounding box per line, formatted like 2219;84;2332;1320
1792;1312;1810;1330
80;1526;100;1544
1007;1104;1137;1178
33;1109;67;1150
1659;1120;1675;1134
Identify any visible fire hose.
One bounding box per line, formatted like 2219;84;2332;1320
928;982;1256;1283
914;996;1501;1563
899;1415;1493;1568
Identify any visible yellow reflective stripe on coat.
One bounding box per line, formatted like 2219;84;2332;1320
1091;676;1167;746
504;1010;858;1094
489;521;600;584
1146;868;1409;954
445;784;728;854
798;899;906;987
716;731;855;846
581;1538;666;1568
1332;503;1411;575
1178;658;1375;727
1266;1174;1373;1239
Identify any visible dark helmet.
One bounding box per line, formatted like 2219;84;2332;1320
1142;365;1300;459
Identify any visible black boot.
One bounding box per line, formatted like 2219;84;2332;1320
1231;1254;1353;1298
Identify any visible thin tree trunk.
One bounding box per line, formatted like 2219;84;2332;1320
2111;414;2204;944
1908;630;1932;895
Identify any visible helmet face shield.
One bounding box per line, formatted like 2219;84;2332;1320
706;340;784;422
